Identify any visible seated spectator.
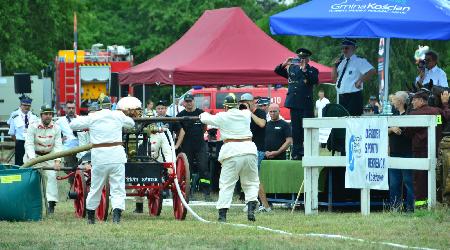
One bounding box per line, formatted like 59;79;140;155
264;104;292;160
368;95;381;114
388;91;414;212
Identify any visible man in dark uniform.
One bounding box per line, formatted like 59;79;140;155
275;48;319;160
175;93;211;199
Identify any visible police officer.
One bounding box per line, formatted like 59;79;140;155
70;95;135;224
332;38;376;116
275;48;319;160
8;95;38;165
200;94;259;222
23;105;63;213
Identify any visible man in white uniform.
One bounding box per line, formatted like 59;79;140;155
55;100;79;170
70;95;135;224
8;95;38;165
315;89;331;146
24;105;63;214
332;38;376;116
415;50;448;87
200;94;259;222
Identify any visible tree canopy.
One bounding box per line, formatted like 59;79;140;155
1;0;448;103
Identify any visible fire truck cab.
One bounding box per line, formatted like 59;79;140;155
54;44;133;115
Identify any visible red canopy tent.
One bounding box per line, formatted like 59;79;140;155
120;7;332;86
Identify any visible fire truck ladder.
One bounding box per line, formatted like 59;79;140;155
64;57;76;102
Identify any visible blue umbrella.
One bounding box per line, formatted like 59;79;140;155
270;0;450;111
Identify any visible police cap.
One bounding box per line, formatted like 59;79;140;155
20;95;32;105
156;100;167;107
184;93;194;101
341;38;357;47
295;48;312;58
256;97;270;106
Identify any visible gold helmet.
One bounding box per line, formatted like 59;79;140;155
223;93;238;108
98;93;111;109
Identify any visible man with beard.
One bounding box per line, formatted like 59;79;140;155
23;105;63;214
56;100;79;170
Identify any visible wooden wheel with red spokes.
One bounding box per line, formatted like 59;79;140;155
96;183;110;221
173;153;190;220
73;170;87;218
147;187;163;216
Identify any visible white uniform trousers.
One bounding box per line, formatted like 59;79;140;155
86;163;126;211
24;157;59;203
216;154;259;209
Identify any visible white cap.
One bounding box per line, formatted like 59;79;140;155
240;93;254;102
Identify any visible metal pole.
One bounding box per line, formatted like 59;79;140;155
172;84;176;117
383;38;391;114
143;84;146;116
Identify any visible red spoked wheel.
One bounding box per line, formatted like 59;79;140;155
96;183;110;221
173;153;190;220
147;188;163;216
73;170;87;218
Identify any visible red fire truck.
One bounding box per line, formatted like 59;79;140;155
54;44;133;114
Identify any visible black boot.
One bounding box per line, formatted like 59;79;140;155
133;203;143;213
113;208;122;224
47;201;56;214
87;209;95;224
218;208;228;222
247;201;258;222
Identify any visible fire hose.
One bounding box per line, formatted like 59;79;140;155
20;144;93;169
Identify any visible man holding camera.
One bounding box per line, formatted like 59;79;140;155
415;51;448;88
332;38;376;116
275;48;319;160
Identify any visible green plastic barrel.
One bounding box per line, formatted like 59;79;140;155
0;165;43;221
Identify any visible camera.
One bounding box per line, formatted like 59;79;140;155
239;103;248;110
290;58;300;64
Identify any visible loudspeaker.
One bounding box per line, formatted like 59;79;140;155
14;73;32;93
110;72;119;97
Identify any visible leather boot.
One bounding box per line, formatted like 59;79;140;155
133;203;143;213
87;209;95;224
218;208;228;222
113;208;122;224
247;201;258;222
47;201;56;214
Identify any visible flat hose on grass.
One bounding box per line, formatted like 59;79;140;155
21;144;93;168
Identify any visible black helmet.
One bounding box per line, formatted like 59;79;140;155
223;94;237;108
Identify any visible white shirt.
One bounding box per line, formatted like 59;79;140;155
70;109;135;165
336;54;374;94
315;97;330;118
55;116;79;149
8;110;39;140
415;65;448;87
149;132;173;163
7;108;20;125
167;104;185;117
200;109;257;163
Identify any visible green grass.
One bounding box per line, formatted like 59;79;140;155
0;188;449;250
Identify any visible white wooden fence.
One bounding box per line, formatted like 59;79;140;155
302;115;437;215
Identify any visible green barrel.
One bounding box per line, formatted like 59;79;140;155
0;165;43;221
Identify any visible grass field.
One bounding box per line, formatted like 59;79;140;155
0;187;449;250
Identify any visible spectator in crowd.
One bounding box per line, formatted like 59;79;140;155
415;51;448;88
332;38;376;116
401;90;450;205
368;95;381;114
388;91;414;212
8;95;38;165
144;100;156;117
55;100;79;170
175;93;211;200
315;89;331;148
239;93;271;212
167;97;185;117
274;48;319;160
155;100;178;136
264;104;292;160
256;97;271;121
199;94;259;222
24;105;63;214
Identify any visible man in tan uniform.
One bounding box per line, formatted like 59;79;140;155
24;105;63;214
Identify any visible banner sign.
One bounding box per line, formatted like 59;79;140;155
345;117;389;190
